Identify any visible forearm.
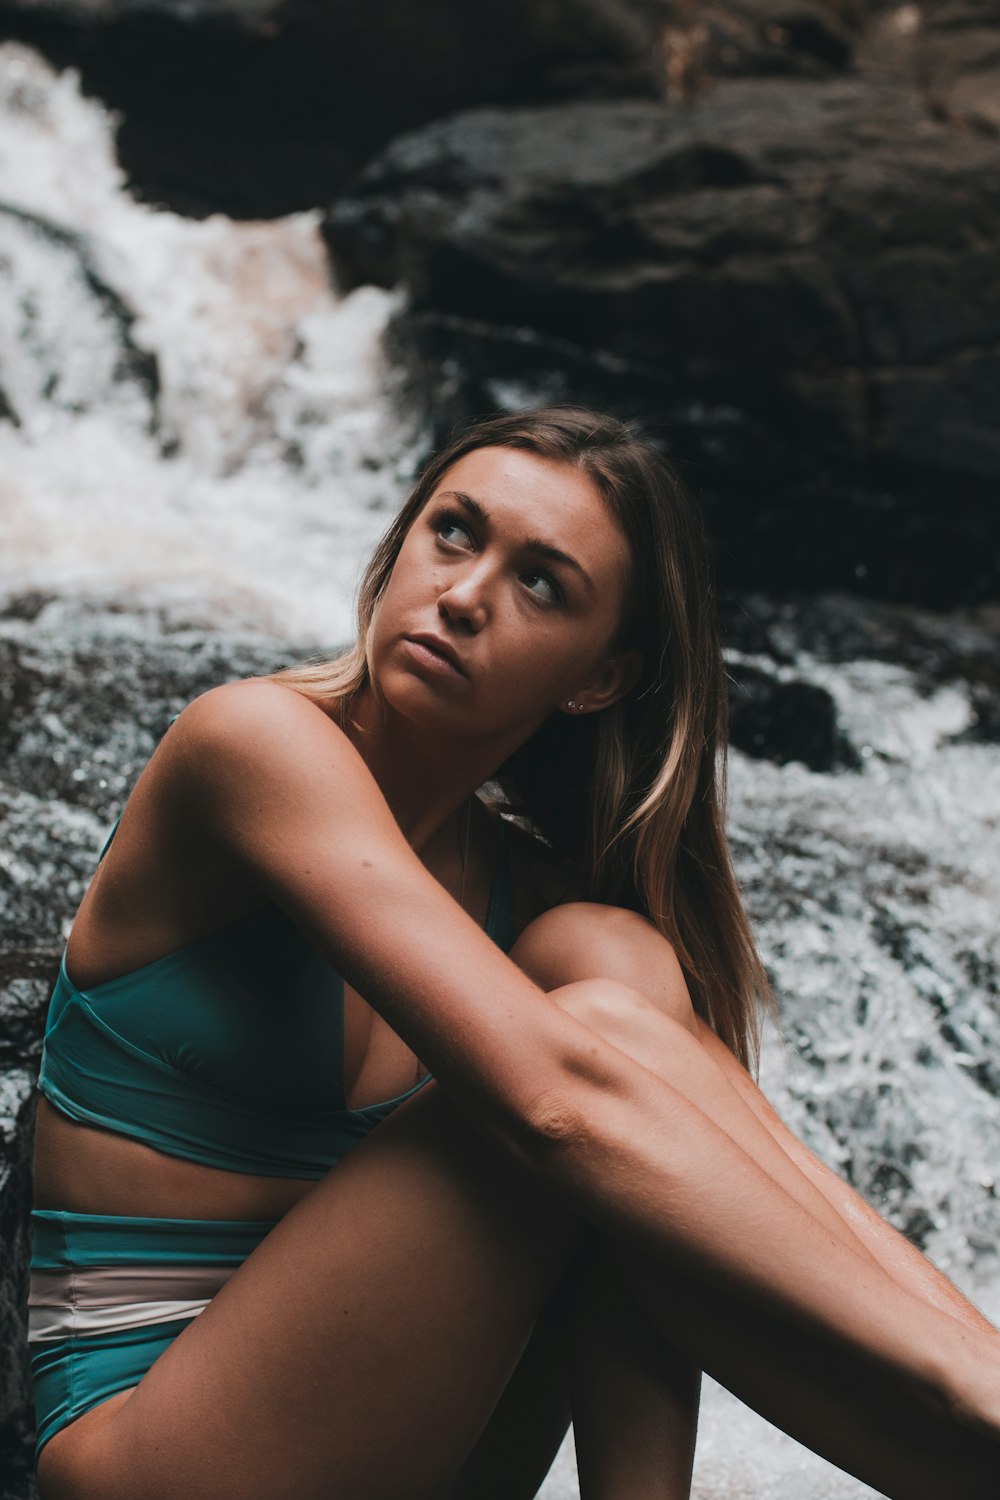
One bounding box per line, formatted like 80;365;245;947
514;1011;1000;1431
775;1129;993;1335
697;1022;997;1337
494;917;1000;1426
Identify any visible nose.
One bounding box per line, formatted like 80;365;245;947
437;561;490;634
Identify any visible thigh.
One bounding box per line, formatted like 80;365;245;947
445;1283;572;1500
39;1087;580;1500
30;1211;271;1462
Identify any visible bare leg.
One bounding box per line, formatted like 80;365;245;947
509;905;1000;1497
447;1244;700;1500
629;1252;999;1500
512;903;999;1345
445;1285;571;1500
565;1246;700;1500
39;1089;582;1500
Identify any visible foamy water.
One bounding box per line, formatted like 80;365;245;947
0;42;421;643
2;43;998;1498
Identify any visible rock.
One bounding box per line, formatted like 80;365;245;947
727;665;861;770
4;1;996;605
859;0;1000;134
0;1413;37;1500
0;932;57;1498
657;0;858;94
0;993;43;1500
325;74;1000;603
0;0;663;217
720;592;1000;738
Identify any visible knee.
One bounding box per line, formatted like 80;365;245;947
511;902;698;1035
549;977;661;1044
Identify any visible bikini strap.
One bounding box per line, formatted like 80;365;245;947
97;817;122;863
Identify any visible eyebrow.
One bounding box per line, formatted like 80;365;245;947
440;490;595;592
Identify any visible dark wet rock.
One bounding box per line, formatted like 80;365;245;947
326;76;1000;604
657;0;859;90
0;1410;36;1500
3;2;997;608
0;594;311;829
720;593;1000;739
0;0;662;218
727;665;861;770
964;682;1000;745
858;0;1000;136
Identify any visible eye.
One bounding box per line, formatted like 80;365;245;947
435;512;475;550
520;569;563;605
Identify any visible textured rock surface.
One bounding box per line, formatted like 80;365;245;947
326;69;999;602
4;1;997;599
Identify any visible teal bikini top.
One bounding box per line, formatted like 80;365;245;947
39;826;516;1180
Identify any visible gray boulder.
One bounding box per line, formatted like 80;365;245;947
324;73;999;603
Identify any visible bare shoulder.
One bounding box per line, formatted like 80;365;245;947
170;679;340;764
166;680;364;801
158;678;399;864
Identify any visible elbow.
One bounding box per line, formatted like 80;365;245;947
483;978;660;1169
500;1083;594;1173
518;1085;592;1154
499;1034;631;1170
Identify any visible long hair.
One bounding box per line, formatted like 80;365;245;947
271;407;770;1069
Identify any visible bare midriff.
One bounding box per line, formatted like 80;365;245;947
32;1097;317;1222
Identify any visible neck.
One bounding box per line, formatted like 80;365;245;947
340;686;517;850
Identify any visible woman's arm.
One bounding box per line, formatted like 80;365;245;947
167;682;1000;1440
694;1019;997;1337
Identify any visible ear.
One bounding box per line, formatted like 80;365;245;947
561;648;644;716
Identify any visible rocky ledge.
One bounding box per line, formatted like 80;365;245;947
325;68;999;603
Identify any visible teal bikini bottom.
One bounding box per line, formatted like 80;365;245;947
29;1210;276;1458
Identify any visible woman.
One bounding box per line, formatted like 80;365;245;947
30;407;1000;1500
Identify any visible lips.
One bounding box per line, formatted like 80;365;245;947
404;633;467;675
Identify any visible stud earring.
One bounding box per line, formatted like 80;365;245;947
566;700;585;712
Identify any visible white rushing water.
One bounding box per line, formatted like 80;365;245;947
0;41;420;644
1;42;998;1498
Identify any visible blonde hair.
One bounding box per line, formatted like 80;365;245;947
272;407;771;1069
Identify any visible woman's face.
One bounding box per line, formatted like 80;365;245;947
368;445;639;748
